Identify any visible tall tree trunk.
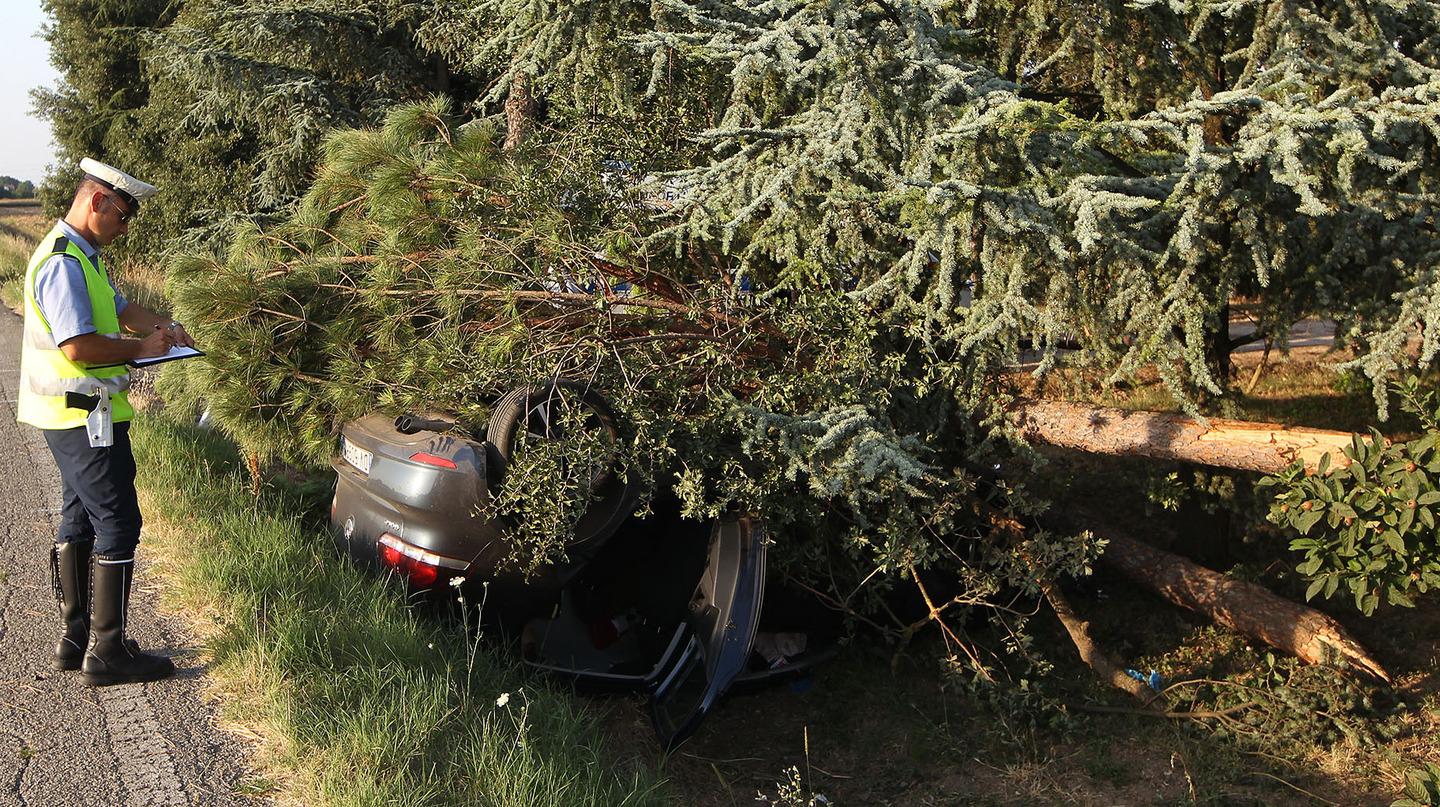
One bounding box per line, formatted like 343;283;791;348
1014;400;1356;474
431;55;451;94
1100;530;1390;682
1206;300;1232;387
504;68;536;151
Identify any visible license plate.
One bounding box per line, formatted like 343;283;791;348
341;437;372;475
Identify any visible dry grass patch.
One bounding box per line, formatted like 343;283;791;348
0;204;47;310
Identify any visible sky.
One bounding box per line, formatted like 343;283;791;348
0;1;59;185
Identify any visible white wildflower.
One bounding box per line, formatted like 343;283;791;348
495;692;511;708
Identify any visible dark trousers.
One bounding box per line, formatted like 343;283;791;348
42;421;142;559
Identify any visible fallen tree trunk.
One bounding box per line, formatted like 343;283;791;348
1015;400;1356;474
1014;404;1391;682
1100;530;1391;683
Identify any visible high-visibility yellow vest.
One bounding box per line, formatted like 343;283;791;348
16;223;133;430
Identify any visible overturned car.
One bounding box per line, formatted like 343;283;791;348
328;382;835;748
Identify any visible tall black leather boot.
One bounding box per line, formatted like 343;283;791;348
81;554;175;686
50;540;92;671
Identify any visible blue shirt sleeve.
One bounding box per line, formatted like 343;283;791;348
33;254;98;346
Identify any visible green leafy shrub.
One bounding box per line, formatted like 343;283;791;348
1262;378;1440;614
1394;763;1440;807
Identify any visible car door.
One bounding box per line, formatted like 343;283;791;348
648;515;767;749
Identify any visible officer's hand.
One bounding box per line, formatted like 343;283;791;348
171;323;195;349
136;328;175;359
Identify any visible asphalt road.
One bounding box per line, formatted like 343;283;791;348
1230;317;1336;352
0;308;266;807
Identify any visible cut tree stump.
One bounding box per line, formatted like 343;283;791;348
1014;400;1357;474
1100;530;1391;683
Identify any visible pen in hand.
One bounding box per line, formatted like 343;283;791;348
153;321;196;348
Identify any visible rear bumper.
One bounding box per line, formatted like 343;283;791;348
331;455;503;573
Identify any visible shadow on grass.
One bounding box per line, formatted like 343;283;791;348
1234;391;1421;436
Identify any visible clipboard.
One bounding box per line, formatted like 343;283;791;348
127;345;205;368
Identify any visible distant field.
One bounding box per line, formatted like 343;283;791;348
0;203;46;310
0;201;167;313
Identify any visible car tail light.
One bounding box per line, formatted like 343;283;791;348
408;562;438;587
378;540;404;569
376;533;468;588
409;452;458;469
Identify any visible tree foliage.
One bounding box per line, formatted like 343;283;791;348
636;0;1440;405
36;0;1440;684
36;0;449;256
34;0;180;221
163;101;1094;680
0;177;36;199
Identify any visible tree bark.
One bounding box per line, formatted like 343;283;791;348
1206;300;1233;386
1043;581;1161;704
1014;400;1356;474
1101;530;1390;682
1242;338;1272;395
504;68;536;151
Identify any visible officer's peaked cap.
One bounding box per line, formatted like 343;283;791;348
80;158;157;208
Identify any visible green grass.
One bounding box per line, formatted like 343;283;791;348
1032;351;1420;435
130;414;670;806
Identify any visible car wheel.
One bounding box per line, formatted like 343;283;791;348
485;380;621;494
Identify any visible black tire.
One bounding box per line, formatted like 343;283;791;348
485;381;621;494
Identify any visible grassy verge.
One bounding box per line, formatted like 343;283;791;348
0;227;37;310
131;414;669;806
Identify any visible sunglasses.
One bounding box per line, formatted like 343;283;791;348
101;193;136;223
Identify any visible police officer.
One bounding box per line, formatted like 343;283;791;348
16;159;194;686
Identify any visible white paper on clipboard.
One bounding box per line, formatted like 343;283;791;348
127;345;205;368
